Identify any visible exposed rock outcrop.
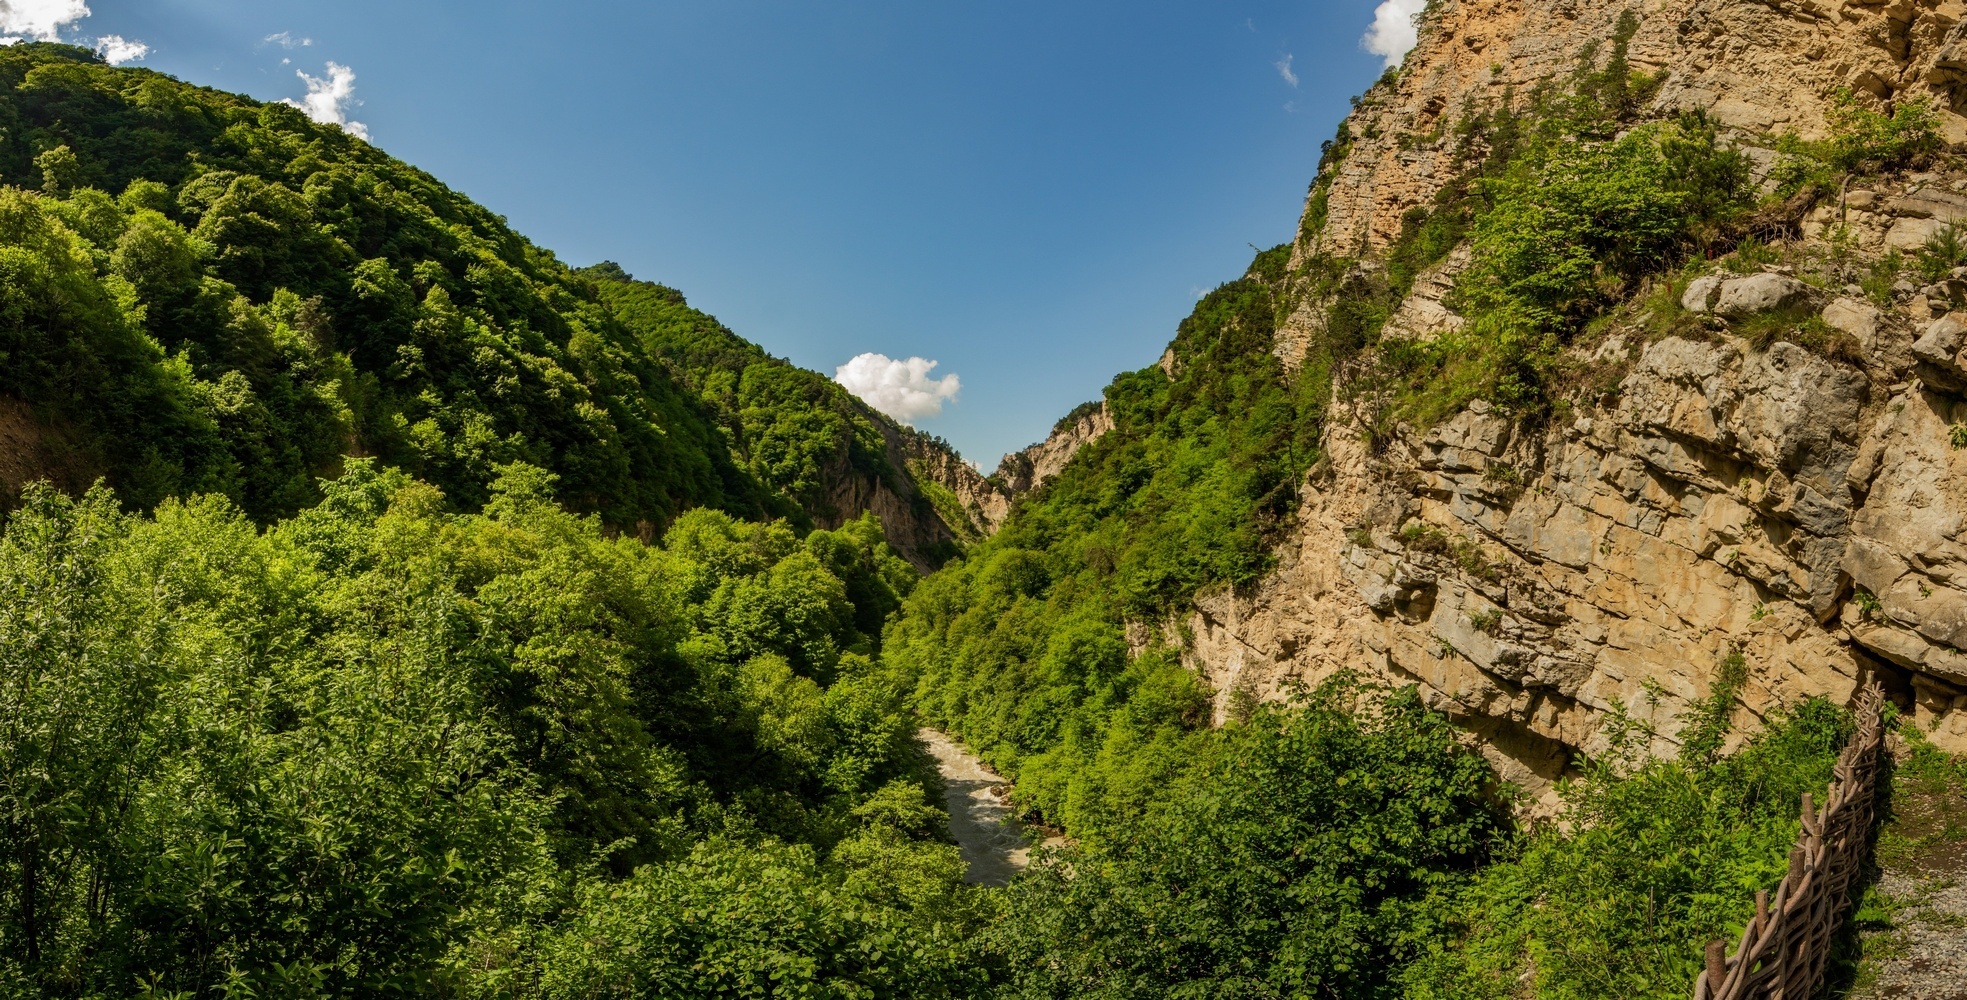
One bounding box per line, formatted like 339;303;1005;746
993;403;1113;498
904;402;1115;537
1180;0;1967;805
1301;0;1967;265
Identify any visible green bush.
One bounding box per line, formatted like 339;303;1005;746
1403;698;1853;1000
0;463;973;997
989;681;1504;1000
1824;88;1943;172
1382;109;1751;423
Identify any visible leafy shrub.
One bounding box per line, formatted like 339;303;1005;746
0;464;967;997
990;681;1504;999
1824;88;1943;172
1916;224;1967;282
1403;697;1853;1000
1385;110;1751;422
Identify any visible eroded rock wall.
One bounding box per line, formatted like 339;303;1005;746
906;403;1115;537
1192;0;1967;805
992;404;1114;498
1303;0;1967;265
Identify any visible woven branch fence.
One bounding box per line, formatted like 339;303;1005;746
1692;679;1888;1000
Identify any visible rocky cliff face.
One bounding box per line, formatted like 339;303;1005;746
812;420;971;573
905;403;1115;537
1181;0;1967;806
992;403;1114;498
1298;0;1967;266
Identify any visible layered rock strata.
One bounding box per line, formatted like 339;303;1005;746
1186;0;1967;802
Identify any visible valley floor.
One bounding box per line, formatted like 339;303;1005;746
919;729;1053;886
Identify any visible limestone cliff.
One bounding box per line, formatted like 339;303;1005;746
1179;0;1967;805
812;417;968;573
992;403;1114;498
904;402;1114;537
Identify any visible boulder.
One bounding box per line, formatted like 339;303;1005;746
1891;186;1967;223
1821;297;1881;349
1887;216;1949;250
1713;273;1815;317
1912;311;1967;368
1681;274;1722;313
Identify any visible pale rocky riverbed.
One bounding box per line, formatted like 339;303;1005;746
918;729;1061;886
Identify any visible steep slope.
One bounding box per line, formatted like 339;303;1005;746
582;266;968;568
899;400;1116;538
0;42;976;561
894;0;1967;820
1187;0;1967;795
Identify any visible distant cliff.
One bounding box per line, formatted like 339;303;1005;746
903;400;1114;538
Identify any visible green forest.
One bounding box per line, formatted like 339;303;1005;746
0;30;1954;1000
0;41;938;547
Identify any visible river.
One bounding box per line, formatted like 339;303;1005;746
918;728;1056;887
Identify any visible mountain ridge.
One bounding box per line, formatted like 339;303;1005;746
0;40;983;567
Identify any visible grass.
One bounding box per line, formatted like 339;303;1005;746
1736;307;1865;362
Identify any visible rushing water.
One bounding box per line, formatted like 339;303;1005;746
918;728;1050;887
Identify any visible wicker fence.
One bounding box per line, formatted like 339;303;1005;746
1692;680;1888;1000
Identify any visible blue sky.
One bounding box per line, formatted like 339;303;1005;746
65;1;1402;466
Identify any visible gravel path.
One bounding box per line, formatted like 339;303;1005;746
919;728;1052;887
1861;875;1967;998
1853;839;1967;999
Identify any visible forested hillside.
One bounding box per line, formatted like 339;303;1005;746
582;265;967;566
0;41;965;559
0;465;995;995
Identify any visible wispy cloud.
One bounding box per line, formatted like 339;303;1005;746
95;34;145;64
1274;53;1297;88
263;31;311;49
281;62;370;141
1362;0;1427;69
834;353;960;423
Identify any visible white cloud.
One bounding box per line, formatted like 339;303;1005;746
1274;54;1297;88
0;0;90;42
95;34;144;64
0;3;151;66
1362;0;1428;69
833;353;960;423
281;62;370;140
264;31;311;49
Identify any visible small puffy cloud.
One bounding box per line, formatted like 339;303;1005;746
95;34;145;64
1362;0;1427;69
833;353;960;423
264;31;311;48
281;62;369;140
0;0;90;42
1274;54;1297;88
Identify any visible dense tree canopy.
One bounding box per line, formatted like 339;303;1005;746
0;42;967;555
0;463;987;997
